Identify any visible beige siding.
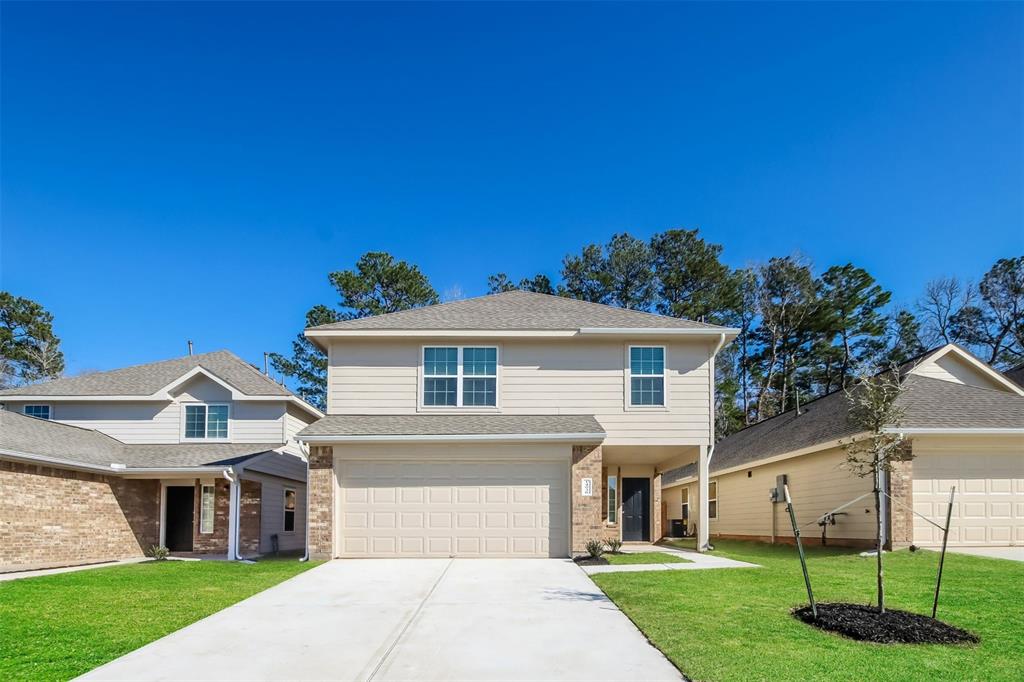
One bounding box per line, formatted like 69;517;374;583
243;471;306;553
33;401;181;444
909;353;1009;391
666;446;876;542
231;402;287;443
326;338;712;446
283;404;316;455
246;451;307;482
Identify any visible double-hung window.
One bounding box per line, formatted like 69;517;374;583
422;346;498;407
24;405;51;420
183;404;229;440
629;346;665;406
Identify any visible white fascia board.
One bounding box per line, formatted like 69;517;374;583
883;427;1024;435
299;432;607;444
119;466;230;475
0;448;118;474
577;327;740;337
910;344;1024;396
0;395;169;402
156;366;244;399
305;329;578;339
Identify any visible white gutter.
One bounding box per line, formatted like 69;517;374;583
0;448;117;474
883;427;1024;435
299;448;311;563
223;467;243;561
578;327;741;336
299;432;607;444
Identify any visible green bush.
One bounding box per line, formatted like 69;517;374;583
585;539;606;558
146;545;170;561
607;538;623;554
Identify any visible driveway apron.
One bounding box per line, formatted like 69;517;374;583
79;558;681;682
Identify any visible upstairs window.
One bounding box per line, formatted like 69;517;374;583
422;346;498;407
24;405;51;420
629;346;665;406
183;404;229;439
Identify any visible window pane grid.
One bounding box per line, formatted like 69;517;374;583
630;346;664;375
423;377;457;406
184;405;206;439
422;346;498;407
424;347;458;376
630;377;664;406
463;347;497;376
24;405;51;420
206;405;228;438
462;377;496;406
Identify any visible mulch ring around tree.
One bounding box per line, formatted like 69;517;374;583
793;603;979;645
573;555;609;566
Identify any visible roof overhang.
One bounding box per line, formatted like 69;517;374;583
0;447;236;477
911;344;1024;396
883;427;1024;435
300;432;606;444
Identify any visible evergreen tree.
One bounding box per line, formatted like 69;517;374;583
0;292;65;388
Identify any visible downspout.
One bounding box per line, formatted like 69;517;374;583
222;467;244;562
702;332;728;551
299;443;311;562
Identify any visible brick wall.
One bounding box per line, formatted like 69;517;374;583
239;480;261;556
0;459;159;571
889;456;914;548
307;446;334;559
571;445;604;553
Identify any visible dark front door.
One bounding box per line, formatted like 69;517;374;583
165;486;195;551
622;478;650;542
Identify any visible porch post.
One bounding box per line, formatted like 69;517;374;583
698;444;710;552
227;477;240;561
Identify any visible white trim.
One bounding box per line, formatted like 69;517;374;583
708;478;718;520
179;402;231;442
0;448;117;474
625;344;668;410
282;487;297;534
159;367;241;400
159;479;196;549
606;474;618;525
300;432;607;444
417;345;501;411
884;427;1024;435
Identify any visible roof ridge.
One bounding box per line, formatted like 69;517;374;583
307;290;505;331
196;349;285;394
506;289;717;327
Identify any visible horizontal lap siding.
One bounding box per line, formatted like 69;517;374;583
231;402;287;442
245;472;306;553
326;339;711;445
41;402;182;444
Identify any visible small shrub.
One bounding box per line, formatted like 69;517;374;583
585;539;606;558
146;545;170;561
607;538;623;554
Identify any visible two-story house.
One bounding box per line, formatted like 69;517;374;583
297;291;738;559
0;351;322;572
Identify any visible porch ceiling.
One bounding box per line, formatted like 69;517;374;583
602;445;700;470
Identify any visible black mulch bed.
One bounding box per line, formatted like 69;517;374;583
793;603;979;645
573;555;609;566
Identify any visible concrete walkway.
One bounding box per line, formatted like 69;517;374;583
79;558;682;681
936;546;1024;562
580;544;760;575
0;558;151;582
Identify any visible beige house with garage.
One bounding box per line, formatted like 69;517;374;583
0;351;321;571
298;290;738;558
662;345;1024;549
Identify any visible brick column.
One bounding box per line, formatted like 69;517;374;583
889;457;914;549
307;446;335;560
653;472;663;541
571;444;603;554
239;480;262;556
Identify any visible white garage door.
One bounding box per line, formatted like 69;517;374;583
913;452;1024;546
337;459;569;558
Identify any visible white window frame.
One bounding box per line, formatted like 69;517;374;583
23;404;52;420
606;474;618;525
680;487;689;522
180;402;231;442
418;345;501;411
625;345;668;409
283;487;297;534
199;484;216;534
708;479;718;520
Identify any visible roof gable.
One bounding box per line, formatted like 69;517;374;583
906;345;1024;395
306;290;735;333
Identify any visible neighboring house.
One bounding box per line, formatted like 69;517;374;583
662;344;1024;549
296;290;738;558
0;351;322;572
1006;362;1024;388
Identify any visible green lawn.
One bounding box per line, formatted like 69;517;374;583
592;540;1024;682
0;558;319;682
605;551;689;565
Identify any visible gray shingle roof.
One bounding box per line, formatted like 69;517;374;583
664;373;1024;486
0;410;282;470
298;414;605;438
1006;364;1024;388
308;290;730;332
0;350;292;398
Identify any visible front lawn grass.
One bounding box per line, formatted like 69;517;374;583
0;558;319;681
592;540;1024;682
605;551;689;565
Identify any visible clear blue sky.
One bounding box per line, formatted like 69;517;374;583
2;2;1021;376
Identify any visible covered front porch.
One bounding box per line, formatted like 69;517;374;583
572;443;714;552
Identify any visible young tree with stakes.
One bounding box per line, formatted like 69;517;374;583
842;365;911;614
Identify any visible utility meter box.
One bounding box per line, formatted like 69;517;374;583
770;474;788;502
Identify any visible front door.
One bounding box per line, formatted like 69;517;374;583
622;478;650;542
165;486;195;552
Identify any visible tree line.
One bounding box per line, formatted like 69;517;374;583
270;237;1023;434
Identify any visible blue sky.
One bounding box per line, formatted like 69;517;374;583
2;2;1021;376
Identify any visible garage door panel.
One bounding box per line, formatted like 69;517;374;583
913;451;1023;547
337;459;568;558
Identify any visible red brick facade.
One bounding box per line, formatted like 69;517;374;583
0;459;159;571
307;446;334;560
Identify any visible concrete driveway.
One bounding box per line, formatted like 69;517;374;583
80;559;682;681
944;546;1024;562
